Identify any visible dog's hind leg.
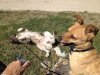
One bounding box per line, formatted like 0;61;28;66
53;46;66;57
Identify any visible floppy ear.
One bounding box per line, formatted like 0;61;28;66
17;28;25;32
85;24;99;40
17;28;29;32
74;14;84;25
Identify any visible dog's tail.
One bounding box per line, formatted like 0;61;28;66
53;46;66;58
74;14;84;25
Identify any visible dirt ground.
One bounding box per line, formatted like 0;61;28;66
0;0;100;13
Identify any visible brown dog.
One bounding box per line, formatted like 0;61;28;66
61;14;99;75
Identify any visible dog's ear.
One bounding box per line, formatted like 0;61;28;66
17;28;25;32
85;24;99;40
17;28;28;32
74;14;84;25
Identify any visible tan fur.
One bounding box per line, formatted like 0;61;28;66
61;14;99;75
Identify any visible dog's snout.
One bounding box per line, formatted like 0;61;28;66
10;37;17;42
10;35;20;44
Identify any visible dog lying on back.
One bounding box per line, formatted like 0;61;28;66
10;28;66;57
61;14;99;75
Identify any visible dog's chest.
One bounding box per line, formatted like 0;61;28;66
69;52;84;66
69;50;100;75
69;52;92;68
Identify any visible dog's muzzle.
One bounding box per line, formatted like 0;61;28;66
10;35;35;45
10;35;21;44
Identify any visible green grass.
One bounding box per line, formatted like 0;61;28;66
0;10;100;75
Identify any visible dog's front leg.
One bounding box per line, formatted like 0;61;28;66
37;45;50;57
44;50;50;57
41;49;50;57
53;46;66;57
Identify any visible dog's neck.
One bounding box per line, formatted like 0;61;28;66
70;42;94;54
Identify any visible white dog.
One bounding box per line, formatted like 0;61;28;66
10;28;66;57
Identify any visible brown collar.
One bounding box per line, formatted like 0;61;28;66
70;45;94;54
73;47;94;52
70;42;94;53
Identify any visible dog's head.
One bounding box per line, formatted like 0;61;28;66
10;28;33;44
61;14;99;47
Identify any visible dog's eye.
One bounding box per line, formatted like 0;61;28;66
71;35;77;39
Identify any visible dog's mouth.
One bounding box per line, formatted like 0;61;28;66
61;41;74;46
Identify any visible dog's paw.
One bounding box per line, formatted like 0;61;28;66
60;52;67;58
45;53;49;57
